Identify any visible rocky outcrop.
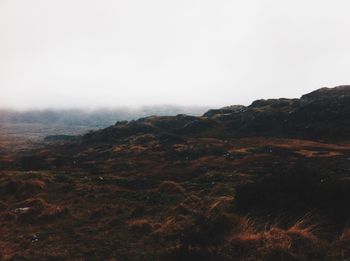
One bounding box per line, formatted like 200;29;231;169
203;85;350;140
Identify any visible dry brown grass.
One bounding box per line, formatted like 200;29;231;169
15;197;67;223
1;134;350;260
128;219;154;234
158;181;185;194
224;217;325;260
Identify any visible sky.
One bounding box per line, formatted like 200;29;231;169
1;0;350;109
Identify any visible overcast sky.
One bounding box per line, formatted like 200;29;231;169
1;0;350;109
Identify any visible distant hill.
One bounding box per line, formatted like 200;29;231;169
0;106;209;127
82;85;350;143
0;105;209;139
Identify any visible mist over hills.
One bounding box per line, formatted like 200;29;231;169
2;85;350;143
0;105;209;139
0;105;209;127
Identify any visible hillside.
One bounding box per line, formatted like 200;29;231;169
0;86;350;260
78;85;350;145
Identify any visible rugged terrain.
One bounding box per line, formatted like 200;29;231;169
1;86;350;260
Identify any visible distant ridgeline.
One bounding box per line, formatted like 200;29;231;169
2;86;349;141
0;106;209;128
83;86;350;142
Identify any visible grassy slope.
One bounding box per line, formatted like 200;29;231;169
1;137;350;260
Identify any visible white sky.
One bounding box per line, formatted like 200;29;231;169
1;0;350;109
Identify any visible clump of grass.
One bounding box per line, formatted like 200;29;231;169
15;198;67;223
158;181;185;194
228;228;293;260
128;219;153;234
226;216;324;260
208;196;234;215
164;206;327;261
